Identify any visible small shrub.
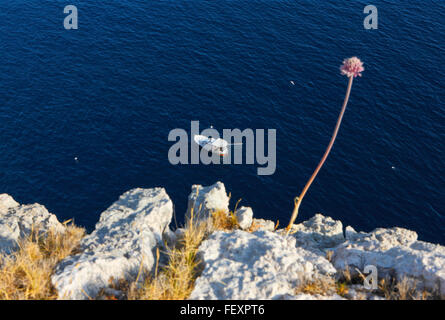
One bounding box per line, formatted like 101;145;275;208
0;222;85;300
211;209;238;231
296;275;337;296
336;282;349;297
376;276;438;300
124;210;210;300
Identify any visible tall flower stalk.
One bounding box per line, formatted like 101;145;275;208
285;57;364;234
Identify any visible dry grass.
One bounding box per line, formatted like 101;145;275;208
296;274;350;298
2;214;441;301
247;219;262;232
211;198;280;234
211;197;243;232
211;208;239;231
298;276;336;296
376;276;437;300
325;250;334;263
0;222;85;300
336;281;349;297
295;266;437;300
341;265;354;284
122;204;211;300
295;270;434;300
297;271;442;300
101;193;244;300
337;267;441;300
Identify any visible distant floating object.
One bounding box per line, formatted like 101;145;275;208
194;135;229;156
194;133;243;157
290;81;295;85
74;157;79;161
391;166;396;170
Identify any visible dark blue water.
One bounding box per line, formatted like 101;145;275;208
0;1;444;243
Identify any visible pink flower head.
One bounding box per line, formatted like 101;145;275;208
340;57;364;78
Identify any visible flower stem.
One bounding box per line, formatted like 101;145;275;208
285;76;354;234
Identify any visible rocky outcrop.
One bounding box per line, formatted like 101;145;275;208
234;206;253;230
51;188;173;300
2;182;444;300
251;218;275;232
0;194;19;212
332;226;445;297
186;182;229;220
188;186;445;299
287;214;345;256
190;230;336;300
0;194;65;254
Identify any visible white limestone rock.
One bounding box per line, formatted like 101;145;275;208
190;230;336;300
52;187;173;300
287;214;345;256
235;206;253;230
186;182;230;220
0;194;19;212
0;194;65;254
345;226;361;241
252;218;275;232
332;227;445;298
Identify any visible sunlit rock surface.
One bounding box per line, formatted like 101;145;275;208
51;188;173;300
0;194;65;254
186;182;230;220
332;226;445;298
190;230;336;299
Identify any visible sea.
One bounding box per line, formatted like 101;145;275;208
0;1;444;244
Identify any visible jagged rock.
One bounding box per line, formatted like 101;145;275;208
235;207;253;230
252;218;275;232
52;188;173;300
0;194;19;212
332;227;445;298
190;230;336;300
287;214;345;256
0;194;65;254
186;182;229;220
345;226;360;241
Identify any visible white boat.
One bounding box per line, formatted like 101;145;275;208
194;135;229;156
